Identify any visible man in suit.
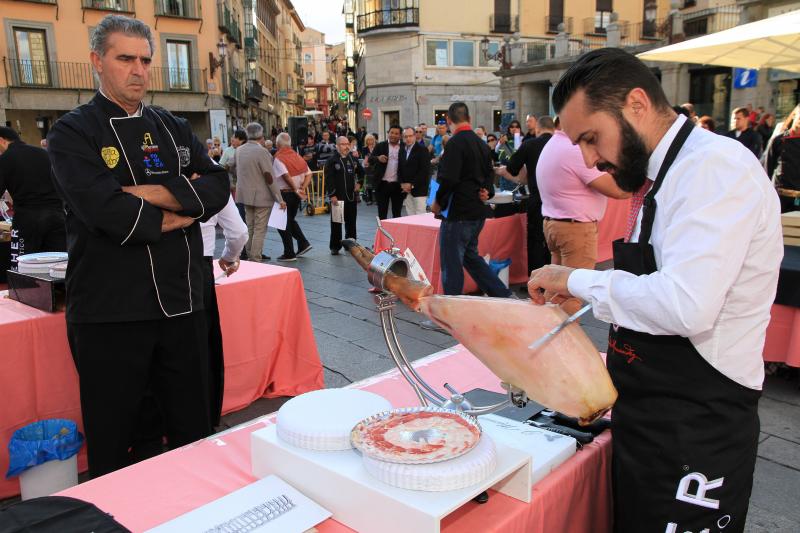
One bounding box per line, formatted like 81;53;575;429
399;127;431;216
368;125;404;220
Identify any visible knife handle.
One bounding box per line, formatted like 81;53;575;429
527;419;594;445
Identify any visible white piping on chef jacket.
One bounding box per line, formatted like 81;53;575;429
109;110;193;318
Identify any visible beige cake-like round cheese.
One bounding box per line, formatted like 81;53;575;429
362;434;497;492
276;389;392;451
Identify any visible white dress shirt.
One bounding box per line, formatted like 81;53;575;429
200;194;248;262
568;115;783;389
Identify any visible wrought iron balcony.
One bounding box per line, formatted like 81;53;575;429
356;5;419;33
3;59;94;89
545;15;572;34
218;2;242;47
12;0;57;4
150;66;205;92
583;17;628;37
3;59;205;93
490;13;518;33
224;70;244;102
246;79;262;102
81;0;135;12
244;22;259;61
155;0;201;19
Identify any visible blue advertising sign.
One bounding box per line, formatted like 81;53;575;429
733;68;758;89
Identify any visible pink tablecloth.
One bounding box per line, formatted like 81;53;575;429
372;202;630;295
764;304;800;367
373;213;529;294
0;261;323;499
60;345;612;533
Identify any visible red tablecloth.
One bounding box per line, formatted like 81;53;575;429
60;345;612;533
373;213;529;294
0;261;323;499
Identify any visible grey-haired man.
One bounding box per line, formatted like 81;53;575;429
47;14;229;477
234;122;285;261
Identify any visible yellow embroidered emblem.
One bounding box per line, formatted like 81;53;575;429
101;146;120;169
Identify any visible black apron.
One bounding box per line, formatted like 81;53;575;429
609;119;760;533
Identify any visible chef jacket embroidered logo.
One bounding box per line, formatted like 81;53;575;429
141;132;159;154
101;146;120;169
177;146;191;168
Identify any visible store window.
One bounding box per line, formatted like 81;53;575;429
426;40;448;67
453;41;474;67
479;42;500;67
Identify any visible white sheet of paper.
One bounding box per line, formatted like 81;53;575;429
268;206;288;231
331;201;344;224
403;247;430;285
145;474;331;533
513;132;522;149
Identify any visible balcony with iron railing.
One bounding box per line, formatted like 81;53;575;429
155;0;201;19
619;18;671;47
583;17;629;37
356;4;419;33
217;2;242;47
545;15;573;34
246;78;262;102
11;0;57;4
81;0;135;13
224;69;244;102
490;13;518;33
681;4;741;37
3;58;206;93
244;22;259;61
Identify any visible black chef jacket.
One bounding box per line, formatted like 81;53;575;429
47;93;229;323
0;141;62;210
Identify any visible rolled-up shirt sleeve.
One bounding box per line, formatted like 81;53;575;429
216;195;248;262
47;118;163;246
162;121;230;222
567;154;764;338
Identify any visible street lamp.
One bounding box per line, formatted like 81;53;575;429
481;36;515;70
209;38;228;79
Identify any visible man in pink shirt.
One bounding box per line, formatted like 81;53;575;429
536;118;629;313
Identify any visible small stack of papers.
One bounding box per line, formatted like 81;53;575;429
782;212;800;246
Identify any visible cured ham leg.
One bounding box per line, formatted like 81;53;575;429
342;240;617;423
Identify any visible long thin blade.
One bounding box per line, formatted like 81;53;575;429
528;304;592;351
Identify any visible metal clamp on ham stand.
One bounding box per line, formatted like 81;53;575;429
362;221;528;417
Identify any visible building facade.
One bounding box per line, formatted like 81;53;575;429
276;0;304;127
301;27;331;116
328;42;348;120
497;0;800;133
347;0;519;138
0;0;305;145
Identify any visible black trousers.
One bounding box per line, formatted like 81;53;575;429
12;207;66;256
277;192;310;257
376;181;404;220
202;258;225;427
330;200;357;251
67;313;212;478
526;199;550;275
